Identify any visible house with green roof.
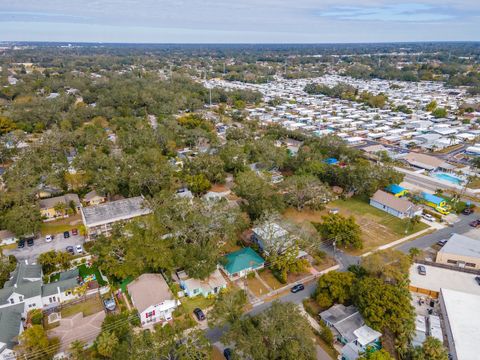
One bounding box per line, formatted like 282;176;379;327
220;247;265;279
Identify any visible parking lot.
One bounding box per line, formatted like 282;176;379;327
5;233;86;264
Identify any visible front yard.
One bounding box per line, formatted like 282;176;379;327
179;295;216;314
245;276;269;297
257;269;284;290
284;197;429;255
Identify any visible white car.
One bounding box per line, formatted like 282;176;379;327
75;245;83;254
422;213;435;222
45;234;53;243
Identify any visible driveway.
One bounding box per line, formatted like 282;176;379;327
5;234;86;264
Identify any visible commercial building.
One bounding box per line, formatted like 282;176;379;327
436;234;480;269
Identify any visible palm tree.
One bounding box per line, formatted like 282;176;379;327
447;134;458;146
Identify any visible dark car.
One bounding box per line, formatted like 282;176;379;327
223;348;232;360
437;239;448;247
469;219;480;228
463;208;474;215
417;265;427;275
63;231;70;239
71;228;78;236
193;308;206;321
475;277;480;286
27;238;34;247
17;239;25;248
66;246;74;255
291;284;305;293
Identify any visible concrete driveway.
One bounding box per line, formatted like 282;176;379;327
5;234;86;264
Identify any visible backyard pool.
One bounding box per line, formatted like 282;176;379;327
433;172;464;185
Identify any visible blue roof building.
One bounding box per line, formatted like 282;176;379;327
325;158;339;165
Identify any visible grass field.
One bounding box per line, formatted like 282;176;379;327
40;214;84;236
246;276;269;297
180;295;216;314
61;295;104;318
257;269;283;290
284;197;429;255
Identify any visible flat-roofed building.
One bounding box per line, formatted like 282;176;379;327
81;196;152;239
436;234;480;269
440;288;480;360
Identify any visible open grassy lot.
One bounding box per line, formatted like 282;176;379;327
284;197;429;255
257;269;283;290
61;295;104;318
246;276;269;297
40;214;84;236
180;295;216;314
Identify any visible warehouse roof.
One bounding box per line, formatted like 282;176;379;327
438;234;480;259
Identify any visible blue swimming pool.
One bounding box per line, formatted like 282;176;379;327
433;172;464;185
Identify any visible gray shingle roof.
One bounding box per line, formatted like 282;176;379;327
42;269;79;297
439;234;480;259
39;194;80;210
0;303;24;349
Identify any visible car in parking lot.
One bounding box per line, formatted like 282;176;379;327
18;239;25;248
462;207;474;215
72;228;78;236
63;231;70;239
75;245;83;254
193;308;206;321
417;265;427;275
45;234;53;242
27;238;34;247
291;284;305;293
437;239;448;247
469;219;480;228
422;213;434;222
66;246;74;255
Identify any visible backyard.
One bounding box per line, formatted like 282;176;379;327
78;263;108;286
284;197;429;255
60;294;104;318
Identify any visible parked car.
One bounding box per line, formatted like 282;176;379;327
475;277;480;286
71;228;78;236
193;308;206;321
66;246;74;255
291;284;305;293
462;207;474;215
104;297;117;311
437;239;448;247
75;245;83;254
422;213;434;222
17;239;25;248
27;238;34;247
417;265;427;275
45;234;53;243
63;231;70;239
223;348;232;360
328;208;339;215
469;219;480;228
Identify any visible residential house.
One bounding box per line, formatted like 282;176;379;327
178;269;227;297
41;269;79;308
127;274;180;328
0;303;24;360
39;194;81;221
220;247;265;279
252;222;292;255
83;190;106;206
81;196;152;239
436;234;480;269
384;184;408;197
370;190;422;219
320;304;382;360
0;231;16;246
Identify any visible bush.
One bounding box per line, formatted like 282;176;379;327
29;309;43;325
246;271;256;280
319;323;334;345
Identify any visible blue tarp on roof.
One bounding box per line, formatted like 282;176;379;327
324;158;339;165
385;184;405;195
421;192;445;205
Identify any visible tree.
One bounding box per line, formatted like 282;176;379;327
185;153;225;184
3;203;41;237
185;173;211;195
69;340;86;360
96;331;119;358
208;288;247;328
314;271;355;308
0;116;17;135
233;171;284;220
15;325;60;360
354;277;415;354
358;349;394;360
425;100;437;112
411;337;449;360
224;301;316;360
361;249;411;285
432;108;448;118
0;255;17;288
269;245;310;283
282;174;334;211
315;213;362;249
38;250;73;275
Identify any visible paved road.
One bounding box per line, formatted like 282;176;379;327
5;234;86;264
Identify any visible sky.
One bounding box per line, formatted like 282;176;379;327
0;0;479;43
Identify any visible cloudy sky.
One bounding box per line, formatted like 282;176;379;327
0;0;478;43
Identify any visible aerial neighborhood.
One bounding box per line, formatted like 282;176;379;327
0;41;479;360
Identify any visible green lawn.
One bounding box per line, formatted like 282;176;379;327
284;197;429;255
61;295;104;318
118;277;133;293
78;264;107;286
180;295;216;314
